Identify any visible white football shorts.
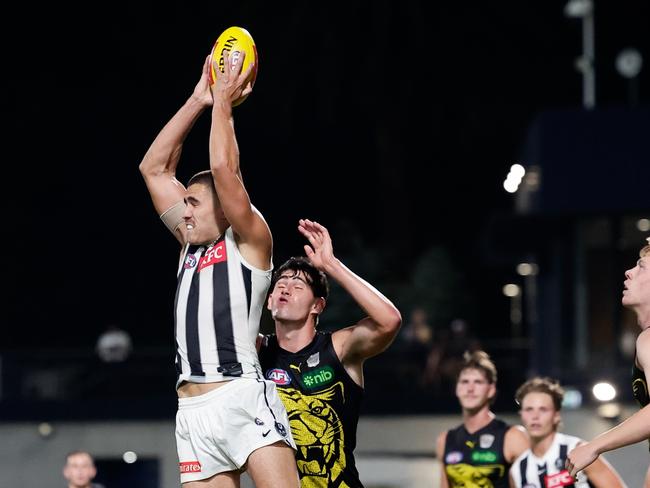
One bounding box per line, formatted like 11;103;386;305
175;378;296;483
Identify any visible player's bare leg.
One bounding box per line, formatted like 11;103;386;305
246;442;299;488
182;470;240;488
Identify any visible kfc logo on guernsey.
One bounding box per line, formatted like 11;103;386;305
198;242;227;271
545;471;574;488
266;368;291;385
180;461;202;473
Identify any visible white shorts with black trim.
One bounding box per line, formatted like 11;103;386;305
175;378;296;483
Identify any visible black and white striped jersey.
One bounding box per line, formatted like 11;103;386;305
510;433;589;488
173;226;271;388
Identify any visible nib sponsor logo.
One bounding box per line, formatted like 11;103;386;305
301;366;335;389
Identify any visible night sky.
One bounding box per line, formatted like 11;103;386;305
4;1;649;349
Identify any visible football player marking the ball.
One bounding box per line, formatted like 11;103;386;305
509;377;626;488
567;238;650;484
259;219;402;488
138;42;299;488
436;350;530;488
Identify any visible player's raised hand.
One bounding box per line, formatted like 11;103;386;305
191;54;214;107
211;50;254;105
298;219;335;271
566;442;598;478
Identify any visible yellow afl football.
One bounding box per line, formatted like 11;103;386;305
209;26;258;106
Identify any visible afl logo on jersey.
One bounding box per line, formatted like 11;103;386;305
445;451;463;464
184;254;197;269
266;368;291;385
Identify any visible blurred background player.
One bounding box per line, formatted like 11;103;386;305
436;350;529;488
510;376;626;488
567;239;650;484
62;451;105;488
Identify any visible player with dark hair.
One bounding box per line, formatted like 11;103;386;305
259;219;402;487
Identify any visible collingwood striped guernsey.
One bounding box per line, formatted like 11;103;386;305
174;226;271;388
510;433;588;488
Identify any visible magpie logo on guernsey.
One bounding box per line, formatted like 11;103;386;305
198;242;227;271
545;470;575;488
274;421;288;437
266;368;291;385
179;461;201;473
184;254;197;269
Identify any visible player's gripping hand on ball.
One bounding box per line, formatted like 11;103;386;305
210;50;254;108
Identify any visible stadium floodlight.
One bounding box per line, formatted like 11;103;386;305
564;0;595;109
592;382;616;402
564;0;593;18
597;402;621;420
123;451;138;464
616;48;643;79
517;263;539;276
503;284;521;297
637;219;650;232
562;387;583;409
503;163;526;194
38;422;54;439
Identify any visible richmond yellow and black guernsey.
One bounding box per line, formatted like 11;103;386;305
443;418;511;488
260;331;364;488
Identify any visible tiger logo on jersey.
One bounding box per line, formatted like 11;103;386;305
276;382;347;487
446;463;505;488
633;377;649;405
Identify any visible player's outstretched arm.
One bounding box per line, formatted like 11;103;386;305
299;219;402;361
208;51;271;269
568;403;650;476
139;55;213;243
567;331;650;476
583;453;627;488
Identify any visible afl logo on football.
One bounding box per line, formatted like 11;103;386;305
184;254;197;269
